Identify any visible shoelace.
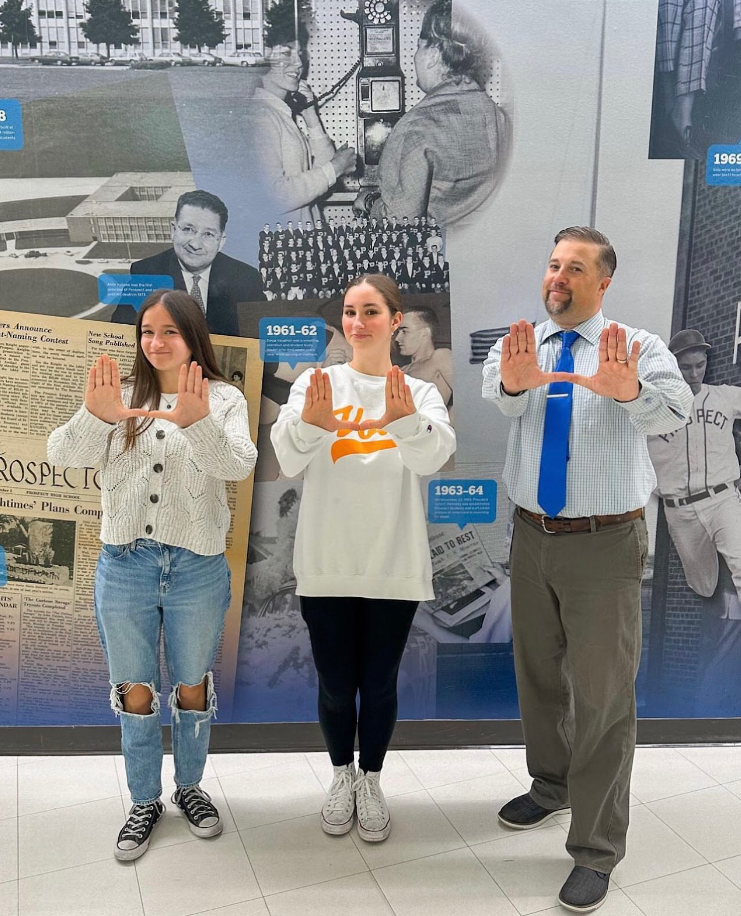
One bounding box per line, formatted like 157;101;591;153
120;804;158;840
179;786;216;821
324;769;354;815
353;773;384;821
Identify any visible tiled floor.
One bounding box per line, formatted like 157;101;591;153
1;745;740;915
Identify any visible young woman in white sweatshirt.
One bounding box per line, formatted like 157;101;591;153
48;290;257;860
271;274;456;842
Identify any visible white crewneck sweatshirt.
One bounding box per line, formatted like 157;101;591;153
270;363;456;600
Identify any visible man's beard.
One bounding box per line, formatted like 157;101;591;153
544;291;572;316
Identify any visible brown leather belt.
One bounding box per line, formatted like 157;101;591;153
517;506;644;534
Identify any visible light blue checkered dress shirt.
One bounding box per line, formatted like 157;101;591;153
482;311;694;517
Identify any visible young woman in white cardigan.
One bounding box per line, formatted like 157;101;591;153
271;274;456;842
48;290;257;860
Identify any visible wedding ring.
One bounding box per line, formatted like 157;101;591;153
616;357;628;364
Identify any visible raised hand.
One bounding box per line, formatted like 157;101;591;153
147;361;210;428
358;366;416;430
301;369;360;432
499;320;553;394
85;355;148;425
549;323;640;402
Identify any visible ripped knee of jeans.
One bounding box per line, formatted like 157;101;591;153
110;681;159;717
167;671;217;737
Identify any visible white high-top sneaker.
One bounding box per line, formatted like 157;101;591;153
321;763;356;835
354;768;391;842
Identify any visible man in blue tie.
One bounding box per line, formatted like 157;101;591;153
482;227;693;913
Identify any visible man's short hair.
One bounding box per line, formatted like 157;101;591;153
553;226;617;278
405;305;439;334
174;190;229;232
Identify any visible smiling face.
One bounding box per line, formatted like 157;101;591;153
541;239;611;327
342;282;401;355
140;302;192;376
171;204;224;273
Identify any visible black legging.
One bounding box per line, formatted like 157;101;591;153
300;596;418;773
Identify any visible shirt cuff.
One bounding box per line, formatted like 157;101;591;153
80;406;117;435
296;418;333;443
499;382;527;399
385;413;422;439
320;161;337;188
613;380;655;415
180;412;220;448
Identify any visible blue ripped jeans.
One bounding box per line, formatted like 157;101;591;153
94;539;230;805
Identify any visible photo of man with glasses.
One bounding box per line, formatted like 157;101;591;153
123;190;265;336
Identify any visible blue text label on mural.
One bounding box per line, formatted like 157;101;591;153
706;141;741;185
98;274;175;307
0;100;23;150
259;318;326;368
0;547;6;587
428;479;497;529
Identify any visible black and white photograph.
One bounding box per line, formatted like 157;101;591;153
0;516;75;586
649;0;741;158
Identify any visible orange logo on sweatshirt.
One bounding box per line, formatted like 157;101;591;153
330;405;398;464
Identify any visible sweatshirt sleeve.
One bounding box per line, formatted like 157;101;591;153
270;370;333;478
180;389;257;481
47;404;114;468
615;333;694;435
385;382;456;475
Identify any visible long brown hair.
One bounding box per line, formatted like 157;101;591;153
122;289;228;451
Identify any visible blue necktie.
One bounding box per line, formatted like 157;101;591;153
537;330;579;518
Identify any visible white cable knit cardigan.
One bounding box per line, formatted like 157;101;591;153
47;381;257;556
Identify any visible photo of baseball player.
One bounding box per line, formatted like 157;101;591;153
647;328;741;713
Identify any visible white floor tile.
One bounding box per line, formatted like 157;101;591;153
648;785;741;862
265;872;393;916
0;881;17;916
623;863;741;916
492;748;528;772
538;888;644;915
19;795;125;878
0;819;17;884
630;748;718;803
306;751;424;799
399;750;507;790
147;777;237;852
210;753;305;779
114;754;218;799
677;746;741;785
19;858;143;916
349;789;465;870
18;755;119;817
724;778;741;801
611;805;705;888
0;767;17;820
471;824;572;916
427;769;528;846
239;813;367;896
0;758;16;771
219;757;325;831
192;903;269;916
715;854;741;890
373;847;518;916
135;831;261;916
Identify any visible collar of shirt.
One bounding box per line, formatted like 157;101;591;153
180;263;212;311
252;87;294;119
425;77;484;100
538;310;606;347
